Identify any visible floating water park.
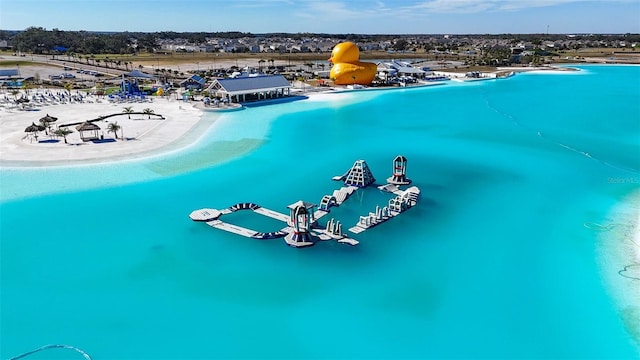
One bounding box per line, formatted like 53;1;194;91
190;155;420;248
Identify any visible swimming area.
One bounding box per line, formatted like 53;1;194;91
1;65;639;358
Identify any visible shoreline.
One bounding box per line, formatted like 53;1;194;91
595;189;640;350
0;94;209;168
0;89;347;169
0;64;611;169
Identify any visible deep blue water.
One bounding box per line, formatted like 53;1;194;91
1;65;639;359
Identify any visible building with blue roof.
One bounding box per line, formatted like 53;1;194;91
206;75;291;103
180;74;206;90
0;69;20;79
0;69;21;87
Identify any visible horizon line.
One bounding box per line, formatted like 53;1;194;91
2;28;639;36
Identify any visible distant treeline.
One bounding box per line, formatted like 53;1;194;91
1;27;638;55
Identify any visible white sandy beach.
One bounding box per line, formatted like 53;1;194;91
0;93;207;166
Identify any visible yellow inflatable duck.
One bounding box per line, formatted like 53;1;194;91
329;42;377;86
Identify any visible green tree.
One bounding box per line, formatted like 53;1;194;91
21;82;33;94
122;106;134;119
393;39;409;51
107;121;121;139
53;127;73;144
142;108;154;119
95;82;105;96
63;82;73;95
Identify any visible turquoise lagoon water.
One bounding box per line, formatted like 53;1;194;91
1;65;639;358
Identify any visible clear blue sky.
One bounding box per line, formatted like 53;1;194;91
1;0;639;34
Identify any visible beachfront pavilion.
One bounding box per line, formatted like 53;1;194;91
205;75;291;103
75;121;101;141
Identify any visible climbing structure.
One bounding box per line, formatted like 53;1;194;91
285;200;316;247
387;155;412;185
344;160;376;187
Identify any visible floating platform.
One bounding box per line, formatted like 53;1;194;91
189;208;221;222
190;203;290;240
348;186;420;235
253;207;289;222
189;157;420;248
208;219;258;238
284;231;314;248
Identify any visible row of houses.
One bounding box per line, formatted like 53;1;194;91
154;34;638;55
157;36;343;53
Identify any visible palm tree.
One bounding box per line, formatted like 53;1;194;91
95;82;105;96
53;127;73;144
122;106;134;119
142;108;154;119
107;122;121;139
64;82;73;95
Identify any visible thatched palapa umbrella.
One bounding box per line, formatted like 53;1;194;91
39;114;58;135
25;122;45;133
24;122;46;142
39;114;58;124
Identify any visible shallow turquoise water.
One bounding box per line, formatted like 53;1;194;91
1;65;639;358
